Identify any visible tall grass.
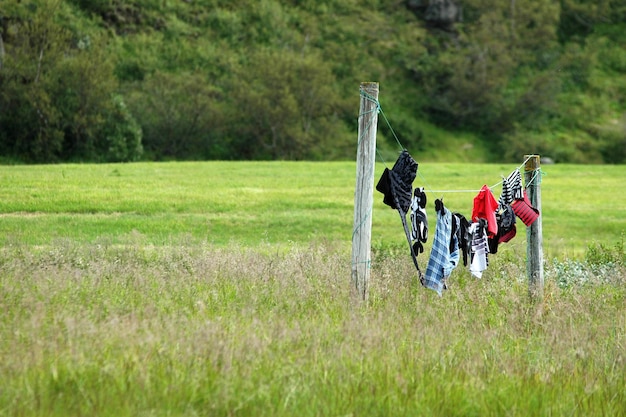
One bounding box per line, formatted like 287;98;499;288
2;161;625;415
1;239;624;416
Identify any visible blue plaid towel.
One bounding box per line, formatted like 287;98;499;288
424;206;459;295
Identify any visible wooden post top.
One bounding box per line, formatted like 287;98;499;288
524;154;541;171
360;82;379;93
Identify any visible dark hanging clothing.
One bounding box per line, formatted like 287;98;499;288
376;150;418;213
488;203;517;254
453;213;471;267
376;150;422;278
497;204;517;242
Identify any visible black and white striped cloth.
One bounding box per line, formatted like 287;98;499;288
410;187;428;244
498;168;523;207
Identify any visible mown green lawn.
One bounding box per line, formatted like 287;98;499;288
1;161;625;255
1;161;625;417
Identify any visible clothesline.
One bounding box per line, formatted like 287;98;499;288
417;157;543;195
369;94;541;194
426;189;495;193
357;89;543;297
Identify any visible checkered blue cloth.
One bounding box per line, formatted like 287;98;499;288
424;206;459;296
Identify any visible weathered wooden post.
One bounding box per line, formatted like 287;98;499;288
351;82;379;301
524;154;543;301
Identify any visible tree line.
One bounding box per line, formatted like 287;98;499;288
1;0;625;163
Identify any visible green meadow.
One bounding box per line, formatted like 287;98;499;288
1;161;625;416
1;161;625;254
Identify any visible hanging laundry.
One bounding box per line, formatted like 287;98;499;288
424;200;459;296
376;150;417;212
376;150;422;279
498;168;523;207
449;211;459;254
469;220;489;279
472;185;499;238
453;213;471;267
488;203;517;254
490;167;522;253
410;187;428;256
497;204;517;242
512;190;540;226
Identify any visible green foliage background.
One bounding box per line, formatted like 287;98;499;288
0;0;625;163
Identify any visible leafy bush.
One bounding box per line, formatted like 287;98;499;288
126;70;225;160
0;0;143;162
585;236;625;267
550;236;626;289
97;95;143;162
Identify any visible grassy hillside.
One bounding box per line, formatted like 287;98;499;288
1;0;625;163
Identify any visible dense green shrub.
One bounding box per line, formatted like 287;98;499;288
586;236;625;267
0;0;136;162
97;95;143;162
1;0;625;163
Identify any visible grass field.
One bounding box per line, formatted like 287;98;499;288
1;161;625;254
1;161;625;416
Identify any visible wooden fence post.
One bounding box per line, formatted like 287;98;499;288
524;154;543;301
351;82;379;301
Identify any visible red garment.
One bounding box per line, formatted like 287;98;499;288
472;185;499;238
512;190;540;226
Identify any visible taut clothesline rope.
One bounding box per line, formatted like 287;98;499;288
421;154;544;194
359;90;543;193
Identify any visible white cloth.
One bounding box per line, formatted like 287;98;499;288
469;222;489;279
